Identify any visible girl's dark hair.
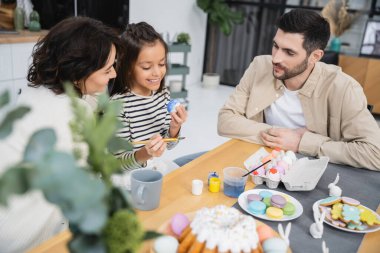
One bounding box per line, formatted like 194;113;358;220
110;22;168;95
27;16;122;96
277;9;330;55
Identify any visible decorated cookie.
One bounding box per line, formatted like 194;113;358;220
319;196;341;206
266;206;284;219
330;203;343;220
325;209;347;228
341;196;360;206
347;222;367;231
341;204;361;224
358;206;380;226
248;200;267;215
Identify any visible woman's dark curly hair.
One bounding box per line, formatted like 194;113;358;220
27;16;122;96
110;22;168;96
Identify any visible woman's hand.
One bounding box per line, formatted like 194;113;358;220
169;105;187;137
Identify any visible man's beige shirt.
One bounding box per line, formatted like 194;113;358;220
218;55;380;171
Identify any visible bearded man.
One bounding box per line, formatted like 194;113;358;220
217;9;380;171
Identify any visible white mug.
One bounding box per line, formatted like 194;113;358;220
192;179;203;195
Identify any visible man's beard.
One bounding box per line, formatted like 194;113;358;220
272;57;308;80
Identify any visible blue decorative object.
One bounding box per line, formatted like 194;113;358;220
167;99;180;113
330;37;341;53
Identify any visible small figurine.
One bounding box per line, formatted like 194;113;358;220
322;240;329;253
310;209;326;239
328;173;342;197
278;222;291;246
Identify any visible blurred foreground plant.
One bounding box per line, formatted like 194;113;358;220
0;85;158;253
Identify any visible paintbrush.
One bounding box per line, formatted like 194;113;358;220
131;136;186;145
241;160;271;177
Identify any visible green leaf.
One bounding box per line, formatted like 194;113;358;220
0;164;35;206
0;106;30;139
108;135;132;154
0;90;10;108
33;151;109;233
23;129;56;162
69;234;106;253
143;230;162;241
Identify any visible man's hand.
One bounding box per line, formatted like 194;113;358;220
260;127;308;152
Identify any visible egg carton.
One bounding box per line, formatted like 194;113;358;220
244;148;329;191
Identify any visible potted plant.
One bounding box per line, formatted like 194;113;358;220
196;0;244;36
0;86;158;253
175;32;191;45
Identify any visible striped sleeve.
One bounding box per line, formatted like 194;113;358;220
114;150;146;171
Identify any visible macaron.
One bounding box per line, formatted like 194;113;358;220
247;194;262;203
282;202;296;216
271;195;287;208
266;206;284;219
262;197;271;207
259;190;273;199
248;200;267;215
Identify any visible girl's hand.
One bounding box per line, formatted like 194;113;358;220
169;105;187;137
144;134;167;157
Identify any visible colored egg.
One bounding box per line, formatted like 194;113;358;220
271;149;280;158
277;160;288;170
154;235;179;253
257;225;275;243
170;213;190;236
167;99;180;113
282;156;293;166
285;150;297;162
262;237;288;253
274;165;285;175
261;155;273;163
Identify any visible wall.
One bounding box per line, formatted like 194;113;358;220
129;0;207;86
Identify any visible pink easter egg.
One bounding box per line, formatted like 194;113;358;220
170;213;190;236
277;160;288;170
261;155;273;164
275;165;285;175
271;150;279;158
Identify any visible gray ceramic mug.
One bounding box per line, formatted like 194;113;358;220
130;170;163;211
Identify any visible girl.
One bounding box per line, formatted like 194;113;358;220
110;22;187;173
0;17;121;253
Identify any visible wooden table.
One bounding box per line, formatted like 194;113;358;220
28;139;380;253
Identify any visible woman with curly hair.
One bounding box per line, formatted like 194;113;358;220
0;16;121;253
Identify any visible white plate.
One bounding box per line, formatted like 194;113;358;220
238;189;303;221
313;200;380;233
